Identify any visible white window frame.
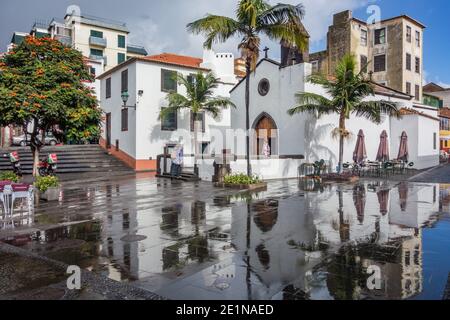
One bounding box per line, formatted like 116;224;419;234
374;27;387;46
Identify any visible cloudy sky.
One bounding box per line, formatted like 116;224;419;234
1;0;449;85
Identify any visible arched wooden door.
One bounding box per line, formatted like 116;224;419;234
254;114;277;157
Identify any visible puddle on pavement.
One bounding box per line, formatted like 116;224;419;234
1;179;449;300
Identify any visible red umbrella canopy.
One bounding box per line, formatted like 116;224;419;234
397;131;409;162
353;130;367;164
376;130;390;162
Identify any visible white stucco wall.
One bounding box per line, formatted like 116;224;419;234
229;61;309;158
100;63;137;158
100;53;237;165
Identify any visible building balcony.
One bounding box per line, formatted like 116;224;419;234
89;55;107;66
54;35;72;46
127;44;148;56
89;36;107;48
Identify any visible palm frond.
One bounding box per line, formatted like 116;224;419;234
261;22;308;51
159;101;187;120
352;100;400;124
187;15;241;49
288;92;335;117
257;3;305;25
237;0;271;27
307;73;334;88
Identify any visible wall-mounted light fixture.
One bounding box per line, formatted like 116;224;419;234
121;91;136;110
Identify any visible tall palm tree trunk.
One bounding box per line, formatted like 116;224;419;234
193;113;199;176
245;58;252;177
338;113;346;173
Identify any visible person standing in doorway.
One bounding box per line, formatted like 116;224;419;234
171;144;184;179
262;138;271;158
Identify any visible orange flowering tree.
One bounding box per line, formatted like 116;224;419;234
0;36;102;176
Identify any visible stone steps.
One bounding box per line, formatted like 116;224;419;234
0;145;134;175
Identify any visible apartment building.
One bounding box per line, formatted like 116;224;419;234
423;82;450;108
308;10;425;102
8;12;148;72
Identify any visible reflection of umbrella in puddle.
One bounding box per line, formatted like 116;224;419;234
255;243;270;270
353;185;366;224
398;183;409;212
252;200;279;233
377;188;390;216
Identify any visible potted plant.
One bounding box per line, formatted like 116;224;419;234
215;173;267;191
0;171;21;182
34;176;60;201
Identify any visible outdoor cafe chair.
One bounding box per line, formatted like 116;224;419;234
382;162;394;177
10;183;34;216
0;181;12;218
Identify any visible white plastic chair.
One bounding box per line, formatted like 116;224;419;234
10;184;34;217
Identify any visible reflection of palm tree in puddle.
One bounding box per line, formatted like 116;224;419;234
337;188;350;243
326;245;364;300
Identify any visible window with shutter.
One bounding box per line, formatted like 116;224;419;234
121;108;128;132
406;53;411;71
374;28;386;45
374;55;386;72
121;70;128;93
161;108;177;131
106;78;111;99
161;69;177;92
118;35;126;48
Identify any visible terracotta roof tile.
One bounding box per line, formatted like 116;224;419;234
143;53;204;69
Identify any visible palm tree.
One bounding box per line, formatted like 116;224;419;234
288;54;401;173
160;72;235;175
188;0;308;176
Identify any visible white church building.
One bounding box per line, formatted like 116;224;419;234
197;58;440;181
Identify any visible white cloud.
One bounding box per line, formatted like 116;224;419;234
124;0;373;58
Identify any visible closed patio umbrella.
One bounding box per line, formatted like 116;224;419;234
353;185;366;224
397;131;409;162
376;130;390;162
353;130;367;165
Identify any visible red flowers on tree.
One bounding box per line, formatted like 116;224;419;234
0;36;102;176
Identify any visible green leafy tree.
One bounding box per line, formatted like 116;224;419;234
160;72;235;174
188;0;308;176
288;54;401;172
0;36;102;176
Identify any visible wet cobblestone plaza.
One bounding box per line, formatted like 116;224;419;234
1;174;450;300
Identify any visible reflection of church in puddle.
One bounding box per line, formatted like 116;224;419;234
230;182;439;300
